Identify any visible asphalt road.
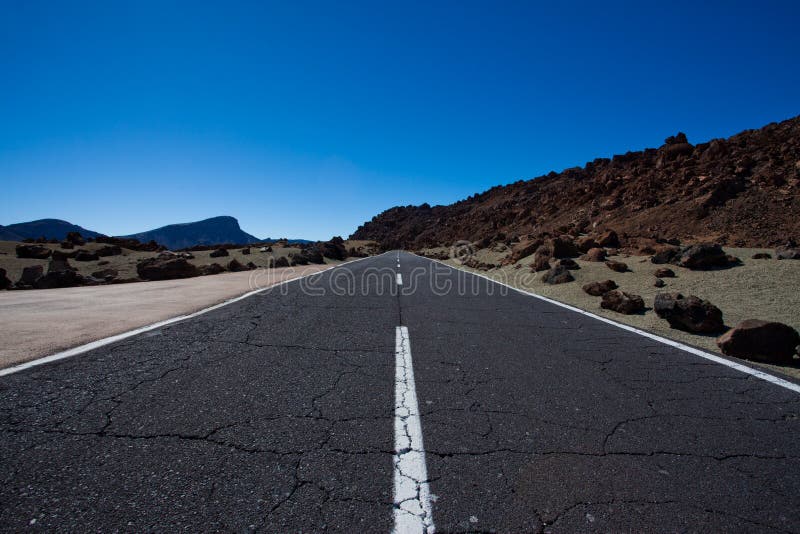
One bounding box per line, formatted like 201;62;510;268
1;252;799;532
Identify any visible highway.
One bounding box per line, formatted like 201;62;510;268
1;251;798;532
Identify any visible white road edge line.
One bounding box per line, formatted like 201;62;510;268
393;326;435;534
397;273;403;285
416;253;800;395
0;254;384;377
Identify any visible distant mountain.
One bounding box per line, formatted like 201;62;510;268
0;219;102;241
120;216;263;249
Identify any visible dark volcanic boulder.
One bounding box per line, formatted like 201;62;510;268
0;268;11;290
274;256;290;268
654;267;676;278
241;247;251;255
582;279;618;296
17;265;44;287
605;260;628;273
137;257;199;280
582;247;607;262
751;253;772;259
575;236;598;253
227;258;248;272
16;244;51;259
601;290;645;314
65;231;85;246
651;246;681;265
198;263;225;276
541;265;574;284
717;319;799;364
508;239;541;263
531;254;551;272
596;230;620;248
555;258;580;270
654;292;724;333
678;244;732;269
302;248;325;264
34;269;84;289
91;268;119;280
209;248;229;258
73;249;100;262
290;254;309;266
96;245;122;257
654;278;666;288
246;261;257;270
549;237;580;258
776;248;800;260
320;240;348;261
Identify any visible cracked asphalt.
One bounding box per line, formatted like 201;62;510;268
1;251;799;532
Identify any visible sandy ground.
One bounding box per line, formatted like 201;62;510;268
425;245;800;380
0;264;335;369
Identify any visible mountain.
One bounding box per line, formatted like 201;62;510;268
121;216;263;250
351;115;800;249
0;219;102;241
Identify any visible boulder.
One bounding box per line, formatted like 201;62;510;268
601;290;645;314
530;255;551;272
246;261;257;270
549;236;580;258
241;247;251;255
717;320;799;364
541;265;575;284
227;258;248;272
650;246;681;265
65;231;85;246
596;230;620;248
0;268;11;290
47;257;75;273
73;250;100;262
274;256;290;268
605;260;628;273
582;247;607;262
290;254;309;266
209;248;229;258
302;248;325;264
320;241;348;261
198;263;225;276
582;280;618;296
18;265;44;287
678;244;733;269
34;267;85;289
555;258;580;270
96;245;122;257
507;239;541;263
751;253;772;259
654;267;675;278
654;292;724;333
776;248;800;260
91;268;119;280
575;236;598;253
653;278;666;288
15;244;51;259
136;257;199;280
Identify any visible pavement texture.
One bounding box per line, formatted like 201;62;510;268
0;264;333;368
1;251;799;532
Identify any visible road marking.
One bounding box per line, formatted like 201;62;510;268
394;326;435;533
0;255;383;377
417;254;800;395
397;273;403;285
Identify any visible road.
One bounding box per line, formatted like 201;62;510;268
1;251;799;532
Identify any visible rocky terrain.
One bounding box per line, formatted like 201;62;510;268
0;219;101;241
352;115;800;249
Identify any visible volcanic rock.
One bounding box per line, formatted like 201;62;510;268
717;319;799;364
137;257;199;280
654;292;724;333
541;265;574;284
582;280;618;296
600;290;645;314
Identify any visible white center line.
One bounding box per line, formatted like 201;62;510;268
393;326;434;533
396;273;403;285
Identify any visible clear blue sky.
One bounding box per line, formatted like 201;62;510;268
1;1;798;240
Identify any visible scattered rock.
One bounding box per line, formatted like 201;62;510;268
17;265;44;287
73;250;100;262
91;268;119;280
227;258;248;272
653;278;666;288
549;236;580;258
717;319;800;364
541;265;575;284
605;260;628;272
34;264;84;288
776;248;800;260
65;231;85;246
555;258;580;270
319;240;348;261
246;261;257;270
136;257;199;280
654;292;724;333
751;252;772;259
96;245;122;257
575;236;598;253
582;280;618;296
650;246;681;265
596;230;620;248
507;239;541;263
241;248;251;255
531;255;551;272
600;290;645;314
582;247;607;262
678;243;735;269
209;248;229;258
654;267;675;278
15;244;51;259
274;256;290;268
0;268;11;290
198;263;225;276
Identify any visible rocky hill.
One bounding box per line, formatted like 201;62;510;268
351;115;800;249
121;216;261;250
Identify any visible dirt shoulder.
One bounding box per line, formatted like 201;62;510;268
428;246;800;381
0;264;335;369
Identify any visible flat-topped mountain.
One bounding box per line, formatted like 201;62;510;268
351;115;800;249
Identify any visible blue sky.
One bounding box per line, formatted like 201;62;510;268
1;1;798;240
